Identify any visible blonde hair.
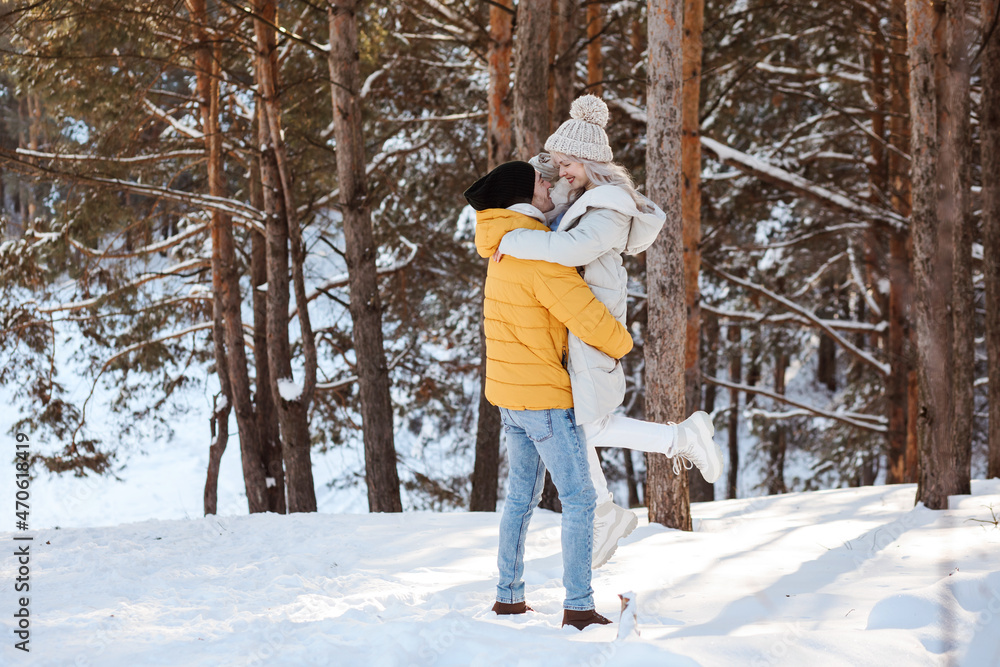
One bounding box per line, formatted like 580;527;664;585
550;152;654;214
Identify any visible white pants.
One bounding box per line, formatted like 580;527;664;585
581;413;679;506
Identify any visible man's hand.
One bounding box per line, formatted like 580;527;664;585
492;250;504;263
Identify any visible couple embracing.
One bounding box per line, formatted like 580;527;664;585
465;95;724;630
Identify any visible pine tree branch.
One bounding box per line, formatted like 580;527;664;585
700;302;886;335
2;148;265;226
35;258;211;315
71;321;218;449
703;375;888;433
68;223;210;260
700;136;907;231
715;223;868;253
295;237;418;314
704;260;891;377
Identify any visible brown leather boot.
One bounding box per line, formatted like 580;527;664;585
492;600;532;615
561;609;613;630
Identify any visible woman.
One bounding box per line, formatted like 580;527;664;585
496;95;724;568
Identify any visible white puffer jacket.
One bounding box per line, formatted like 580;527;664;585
497;184;665;424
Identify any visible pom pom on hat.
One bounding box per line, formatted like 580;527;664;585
544;94;613;163
570;94;610;128
463;161;536;211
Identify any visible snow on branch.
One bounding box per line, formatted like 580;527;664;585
386;112;487;124
17;147;206;164
700;302;887;335
68;222;209;260
38;257;211;314
301;142;431;217
704;261;891;377
846;240;882;318
717;223;869;253
71;321;215;449
408;0;480;35
316;342;412;393
703;375;888;433
3;147;264;227
99;322;214;374
604;98;905;231
792;252;846;297
700;136;907;230
142;99;203;140
87;177;263;225
299;237;419;312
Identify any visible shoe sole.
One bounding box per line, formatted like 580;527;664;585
592;511;638;569
690;411;724;484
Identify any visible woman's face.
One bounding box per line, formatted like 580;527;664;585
556;156;591;190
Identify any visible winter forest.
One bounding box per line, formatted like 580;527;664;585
1;0;999;524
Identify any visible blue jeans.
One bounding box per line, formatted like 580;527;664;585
496;407;596;611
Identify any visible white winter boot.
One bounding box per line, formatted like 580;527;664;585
668;411;724;484
592;500;638;568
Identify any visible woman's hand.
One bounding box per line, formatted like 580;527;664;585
492;250;504;263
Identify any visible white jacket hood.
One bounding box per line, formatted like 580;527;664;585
558;185;666;255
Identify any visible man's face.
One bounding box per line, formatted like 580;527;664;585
531;171;554;213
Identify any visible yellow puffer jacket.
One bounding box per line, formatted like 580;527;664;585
475;208;633;411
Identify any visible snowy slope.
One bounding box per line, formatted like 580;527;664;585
3;481;998;666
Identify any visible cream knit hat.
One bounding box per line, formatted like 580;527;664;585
544;95;613;163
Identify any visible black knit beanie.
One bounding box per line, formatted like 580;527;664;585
463;161;535;211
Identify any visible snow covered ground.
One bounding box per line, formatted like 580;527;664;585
3;480;998;666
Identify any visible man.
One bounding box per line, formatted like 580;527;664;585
465;161;633;630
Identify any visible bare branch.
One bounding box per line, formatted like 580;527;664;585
36;258;211;315
703;374;888;433
296;237;419;315
17;147;206;164
68;222;210;260
701;136;908;231
704;261;891;376
700;302;887;335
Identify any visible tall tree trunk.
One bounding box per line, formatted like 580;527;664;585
984;0;1000;479
586;0;603;95
817;277;837;391
907;0;963;508
15;97;32;234
488;0;514;167
645;0;690;530
470;0;515;513
623;450;641;508
249;134;286;514
254;0;317;513
189;0;269;513
513;0;551;159
703;314;719;413
26;94;41;223
727;324;741;499
885;0;913;484
682;0;711;503
906;368;919;482
328;0;402;513
190;0;231;516
865;6;889;352
768;350;788;495
945;0;972;496
469;334;500;511
205;391;231;516
549;0;576;129
539;472;563;513
885;229;910;484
